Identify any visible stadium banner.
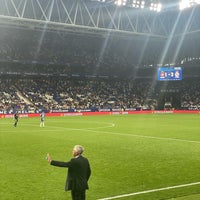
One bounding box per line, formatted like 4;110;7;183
0;110;199;118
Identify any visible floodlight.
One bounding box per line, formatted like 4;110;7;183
114;0;127;6
179;0;200;10
157;3;162;12
150;2;162;12
131;0;145;8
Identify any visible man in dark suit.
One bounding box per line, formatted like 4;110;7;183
47;145;91;200
14;112;19;127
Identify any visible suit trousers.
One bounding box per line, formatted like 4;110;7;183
71;190;86;200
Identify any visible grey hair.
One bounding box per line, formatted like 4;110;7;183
74;145;84;155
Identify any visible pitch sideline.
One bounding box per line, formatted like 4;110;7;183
97;181;200;200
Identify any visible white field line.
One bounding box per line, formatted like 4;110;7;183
97;182;200;200
1;122;115;131
2;122;200;144
82;129;200;144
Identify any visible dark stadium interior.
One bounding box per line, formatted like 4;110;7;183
0;0;200;113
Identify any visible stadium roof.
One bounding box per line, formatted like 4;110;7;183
0;0;199;71
0;0;199;39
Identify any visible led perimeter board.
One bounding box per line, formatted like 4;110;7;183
157;67;182;81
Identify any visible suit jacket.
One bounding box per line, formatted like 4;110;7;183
51;155;91;191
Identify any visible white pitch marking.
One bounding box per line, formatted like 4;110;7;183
1;121;115;132
82;129;200;145
97;181;200;200
1;121;200;144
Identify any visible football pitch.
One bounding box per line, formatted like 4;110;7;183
1;114;200;200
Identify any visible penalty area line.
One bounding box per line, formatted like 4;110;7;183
97;181;200;200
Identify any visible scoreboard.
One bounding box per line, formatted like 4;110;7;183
157;67;182;81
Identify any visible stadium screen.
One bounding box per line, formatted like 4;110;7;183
157;67;182;81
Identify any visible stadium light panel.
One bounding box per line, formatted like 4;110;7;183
131;0;145;9
150;2;162;12
114;0;127;6
94;0;105;2
179;0;200;10
90;0;163;12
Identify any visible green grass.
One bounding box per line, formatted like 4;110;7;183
0;114;200;200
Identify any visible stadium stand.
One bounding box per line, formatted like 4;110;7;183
0;76;200;114
0;1;200;114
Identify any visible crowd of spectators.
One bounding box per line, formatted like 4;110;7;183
0;78;30;113
0;26;166;78
0;77;200;114
0;77;157;114
0;25;200;114
180;80;200;110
